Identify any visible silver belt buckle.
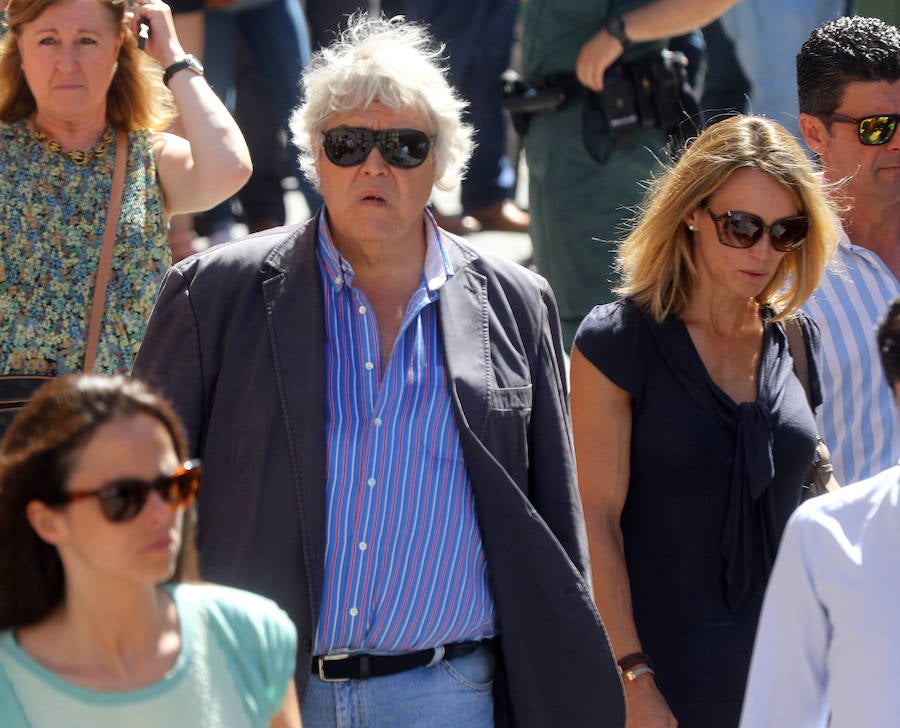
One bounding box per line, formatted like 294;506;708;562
317;653;351;682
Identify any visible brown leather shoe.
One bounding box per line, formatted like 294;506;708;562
431;208;483;236
470;199;530;233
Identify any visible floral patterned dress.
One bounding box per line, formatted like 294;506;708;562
0;120;169;375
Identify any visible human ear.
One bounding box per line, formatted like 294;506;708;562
798;113;830;158
683;208;702;231
25;500;67;546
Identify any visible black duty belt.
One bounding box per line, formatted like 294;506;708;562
312;639;493;682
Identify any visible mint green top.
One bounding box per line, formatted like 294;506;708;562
0;584;297;727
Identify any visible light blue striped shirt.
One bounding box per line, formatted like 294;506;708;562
313;210;496;654
802;228;900;484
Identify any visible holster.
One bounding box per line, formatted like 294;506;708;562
629;50;702;152
583;50;700;163
502;51;700;161
500;69;569;136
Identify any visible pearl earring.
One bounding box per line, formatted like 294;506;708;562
688;224;696;232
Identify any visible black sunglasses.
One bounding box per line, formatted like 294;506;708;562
321;126;435;168
821;113;899;146
50;459;201;523
701;203;808;252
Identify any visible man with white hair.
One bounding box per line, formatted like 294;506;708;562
134;15;623;728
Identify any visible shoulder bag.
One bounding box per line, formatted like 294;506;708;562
784;316;841;500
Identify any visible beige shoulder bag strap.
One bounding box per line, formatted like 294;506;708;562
785;317;811;404
83;129;128;373
785;316;841;498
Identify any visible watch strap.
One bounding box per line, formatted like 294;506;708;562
605;14;631;49
163;55;203;87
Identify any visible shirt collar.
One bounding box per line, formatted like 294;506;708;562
316;207;454;293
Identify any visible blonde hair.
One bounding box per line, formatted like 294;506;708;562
616;115;839;322
0;0;174;130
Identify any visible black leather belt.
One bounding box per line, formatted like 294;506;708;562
312;639;493;682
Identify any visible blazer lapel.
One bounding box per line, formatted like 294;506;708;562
439;240;490;438
261;223;328;585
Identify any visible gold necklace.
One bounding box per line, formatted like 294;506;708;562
28;124;114;166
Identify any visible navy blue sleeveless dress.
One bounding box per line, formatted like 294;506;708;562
574;299;820;727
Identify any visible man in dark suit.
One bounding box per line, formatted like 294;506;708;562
133;15;623;728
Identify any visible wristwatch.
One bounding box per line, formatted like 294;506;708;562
163;54;205;87
604;14;631;50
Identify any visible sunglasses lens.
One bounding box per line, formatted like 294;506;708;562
707;206;808;252
323;129;371;166
322;128;432;168
95;462;201;523
98;482;148;522
770;217;809;251
721;212;763;248
859;116;898;146
380;129;432;168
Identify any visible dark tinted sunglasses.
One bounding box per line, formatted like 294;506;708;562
322;126;435;168
51;459;201;523
822;113;899;146
701;203;808;252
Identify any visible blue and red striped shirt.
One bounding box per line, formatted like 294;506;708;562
313;210;496;654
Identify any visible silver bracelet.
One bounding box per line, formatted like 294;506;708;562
622;665;656;682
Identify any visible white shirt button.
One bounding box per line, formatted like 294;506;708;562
365;361;374;371
349;607;358;617
335;276;343;285
358;305;367;314
373;418;382;427
358;542;368;551
367;478;376;487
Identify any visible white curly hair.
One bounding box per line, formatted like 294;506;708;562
289;13;475;192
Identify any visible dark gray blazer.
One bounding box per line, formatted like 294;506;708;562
133;218;625;726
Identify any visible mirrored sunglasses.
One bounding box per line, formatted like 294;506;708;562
321;127;435;168
51;459;201;523
822;113;899;146
701;203;808;252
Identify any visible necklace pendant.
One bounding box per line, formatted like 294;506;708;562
28;123;115;166
69;149;89;165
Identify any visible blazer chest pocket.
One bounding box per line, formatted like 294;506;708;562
489;383;533;412
485;384;533;487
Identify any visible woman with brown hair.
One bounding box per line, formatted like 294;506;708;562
0;375;300;726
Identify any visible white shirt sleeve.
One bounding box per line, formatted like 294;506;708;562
739;507;831;728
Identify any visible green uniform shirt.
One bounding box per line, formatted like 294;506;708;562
520;0;666;79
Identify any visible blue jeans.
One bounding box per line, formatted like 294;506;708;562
203;0;319;229
392;0;519;213
302;644;495;728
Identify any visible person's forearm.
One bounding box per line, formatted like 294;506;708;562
168;74;253;198
589;519;644;658
621;0;741;43
589;519;678;727
577;0;741;90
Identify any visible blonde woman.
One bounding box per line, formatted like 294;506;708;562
571;115;839;728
